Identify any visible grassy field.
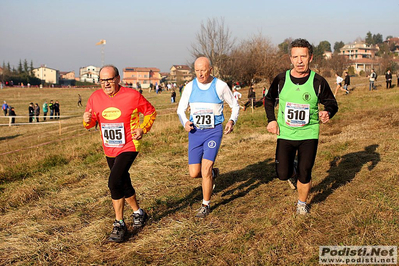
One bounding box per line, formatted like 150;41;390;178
0;77;398;265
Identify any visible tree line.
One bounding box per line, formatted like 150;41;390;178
1;59;42;86
189;18;398;86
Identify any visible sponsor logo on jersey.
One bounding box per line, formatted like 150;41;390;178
102;107;121;120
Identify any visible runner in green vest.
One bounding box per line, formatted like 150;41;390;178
264;38;338;215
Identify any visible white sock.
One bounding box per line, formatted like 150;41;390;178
202;200;210;206
297;200;306;205
134;208;143;215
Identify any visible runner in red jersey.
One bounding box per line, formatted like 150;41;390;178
83;65;156;242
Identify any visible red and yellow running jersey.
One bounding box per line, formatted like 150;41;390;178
83;86;156;157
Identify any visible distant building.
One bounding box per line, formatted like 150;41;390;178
169;65;192;84
122;67;161;88
384;37;399;54
340;42;379;60
79;65;100;83
33;65;60;84
60;71;75;86
160;72;170;83
348;58;380;74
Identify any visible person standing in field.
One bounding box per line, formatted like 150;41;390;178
177;57;239;218
9;106;16;124
28;102;34;123
264;38;338;215
243;86;256;111
343;72;350;94
42;101;48;121
78;94;83;107
2;101;8;116
171;90;176;103
49;100;54;119
83;64;157;243
385;69;392;89
54;100;60;119
367;69;377;91
34;103;40;122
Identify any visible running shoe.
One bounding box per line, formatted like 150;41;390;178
132;210;148;229
287;160;298;190
212;168;219;191
195;204;210;218
296;203;309;215
108;220;126;243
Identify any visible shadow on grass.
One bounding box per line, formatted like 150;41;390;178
0;134;21;141
311;144;380;204
151;158;276;221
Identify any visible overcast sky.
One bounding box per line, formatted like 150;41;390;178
1;0;398;74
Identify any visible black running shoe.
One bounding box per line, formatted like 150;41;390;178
108;220;126;243
132;210;148;229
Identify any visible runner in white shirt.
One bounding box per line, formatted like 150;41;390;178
334;73;347;97
177;57;239;218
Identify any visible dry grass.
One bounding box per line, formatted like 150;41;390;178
0;78;398;265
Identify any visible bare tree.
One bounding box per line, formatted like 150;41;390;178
190;17;235;79
328;54;349;76
228;34;288;85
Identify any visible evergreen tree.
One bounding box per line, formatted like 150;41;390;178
365;31;373;45
23;59;29;75
18;59;23;74
333;41;345;54
30;61;34;76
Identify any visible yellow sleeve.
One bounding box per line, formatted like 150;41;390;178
140;111;157;134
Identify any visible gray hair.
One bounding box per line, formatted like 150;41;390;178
289;38;313;57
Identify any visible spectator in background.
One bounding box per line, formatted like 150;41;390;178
78;94;83;107
343;72;350;94
367;69;377;91
34;103;40;122
244;86;256;111
262;87;268;98
43;101;48;121
49;100;54;119
54;100;60;119
28;102;34;123
2;101;8;116
9;106;16;124
171;90;176;103
385;70;392;89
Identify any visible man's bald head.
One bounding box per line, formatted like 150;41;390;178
194;57;213;84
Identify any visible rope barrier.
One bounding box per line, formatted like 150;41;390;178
0;115;78;127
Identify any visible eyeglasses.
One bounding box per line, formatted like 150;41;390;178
100;76;117;84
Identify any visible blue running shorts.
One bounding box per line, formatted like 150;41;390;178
188;123;223;164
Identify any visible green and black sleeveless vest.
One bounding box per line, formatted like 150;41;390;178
277;70;319;140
